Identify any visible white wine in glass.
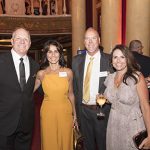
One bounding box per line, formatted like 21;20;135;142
97;97;106;106
96;94;106;118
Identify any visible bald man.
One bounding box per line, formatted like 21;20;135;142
129;40;150;78
72;27;113;150
0;27;39;150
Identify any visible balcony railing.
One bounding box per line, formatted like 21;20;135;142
0;0;71;16
0;0;71;35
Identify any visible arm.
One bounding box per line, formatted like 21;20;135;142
137;74;150;149
34;70;44;92
67;68;77;127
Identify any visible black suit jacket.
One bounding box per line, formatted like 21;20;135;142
132;52;150;77
0;52;39;136
72;50;113;125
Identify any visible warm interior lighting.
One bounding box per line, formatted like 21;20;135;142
0;44;12;47
0;39;11;42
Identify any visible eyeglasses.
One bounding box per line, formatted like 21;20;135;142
137;46;143;49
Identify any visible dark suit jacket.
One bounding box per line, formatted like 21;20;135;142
0;52;39;136
72;50;113;125
132;51;150;77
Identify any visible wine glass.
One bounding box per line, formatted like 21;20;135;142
96;94;106;119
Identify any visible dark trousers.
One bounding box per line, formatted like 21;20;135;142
81;104;110;150
0;121;32;150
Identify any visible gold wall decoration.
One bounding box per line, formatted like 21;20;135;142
0;15;71;35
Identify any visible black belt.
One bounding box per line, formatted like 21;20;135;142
82;103;98;110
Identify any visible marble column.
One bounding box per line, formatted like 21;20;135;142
72;0;86;56
126;0;150;56
101;0;122;53
92;0;98;30
0;0;3;14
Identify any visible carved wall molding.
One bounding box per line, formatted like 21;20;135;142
0;15;71;35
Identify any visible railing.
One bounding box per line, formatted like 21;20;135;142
0;0;71;16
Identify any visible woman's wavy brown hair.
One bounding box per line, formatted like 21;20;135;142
40;40;66;69
110;44;140;85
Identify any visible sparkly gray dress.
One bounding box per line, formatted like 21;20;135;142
104;73;146;150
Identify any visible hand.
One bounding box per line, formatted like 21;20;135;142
105;99;110;104
96;93;109;104
145;77;150;88
139;137;150;149
73;116;79;131
96;93;103;98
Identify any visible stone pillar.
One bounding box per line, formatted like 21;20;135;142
0;0;3;14
101;0;122;53
92;0;98;30
126;0;150;56
72;0;86;56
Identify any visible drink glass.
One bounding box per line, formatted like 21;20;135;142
96;94;106;119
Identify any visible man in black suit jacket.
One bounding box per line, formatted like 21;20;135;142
0;27;39;150
129;40;150;78
72;28;113;150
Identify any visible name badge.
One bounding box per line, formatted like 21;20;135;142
99;71;109;77
59;72;67;77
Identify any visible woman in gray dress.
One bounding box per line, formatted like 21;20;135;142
104;44;150;150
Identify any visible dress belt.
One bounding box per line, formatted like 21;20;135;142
82;103;98;110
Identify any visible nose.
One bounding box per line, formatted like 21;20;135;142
20;39;25;43
52;52;55;56
88;38;93;43
116;58;121;62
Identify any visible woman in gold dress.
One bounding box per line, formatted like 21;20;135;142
34;40;77;150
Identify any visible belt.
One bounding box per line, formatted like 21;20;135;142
82;103;98;110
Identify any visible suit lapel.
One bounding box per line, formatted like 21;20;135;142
98;51;106;93
100;52;107;71
78;54;86;95
7;52;21;90
26;57;34;86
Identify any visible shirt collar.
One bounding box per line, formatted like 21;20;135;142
86;50;100;60
11;49;28;62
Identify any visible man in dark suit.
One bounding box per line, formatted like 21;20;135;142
129;40;150;99
129;40;150;78
0;27;39;150
72;27;112;150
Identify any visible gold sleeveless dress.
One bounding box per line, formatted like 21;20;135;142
40;73;73;150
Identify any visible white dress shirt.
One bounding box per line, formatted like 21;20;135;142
11;49;30;83
83;50;101;105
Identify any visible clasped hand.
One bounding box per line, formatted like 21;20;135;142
139;136;150;149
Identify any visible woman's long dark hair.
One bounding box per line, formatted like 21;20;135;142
110;44;140;85
40;40;66;69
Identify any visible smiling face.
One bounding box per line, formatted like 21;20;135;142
47;44;60;64
11;28;31;56
112;49;127;73
84;28;100;56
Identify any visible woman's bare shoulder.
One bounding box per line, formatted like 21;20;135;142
133;71;144;82
63;67;72;75
37;69;46;80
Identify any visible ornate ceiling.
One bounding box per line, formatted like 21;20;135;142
0;15;72;51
